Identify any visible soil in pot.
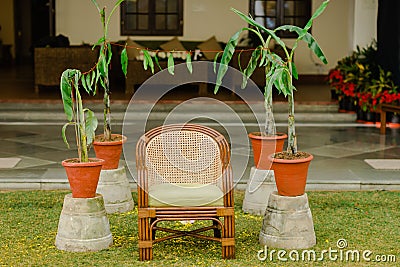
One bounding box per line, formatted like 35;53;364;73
62;158;104;198
248;132;287;170
93;134;127;170
269;152;313;197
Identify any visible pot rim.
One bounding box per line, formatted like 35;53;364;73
93;134;127;145
268;152;313;164
248;132;288;140
62;158;105;167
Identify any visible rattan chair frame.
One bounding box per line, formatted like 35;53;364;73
136;123;235;261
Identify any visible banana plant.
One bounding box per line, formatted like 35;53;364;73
215;0;330;155
61;69;98;162
83;0;128;141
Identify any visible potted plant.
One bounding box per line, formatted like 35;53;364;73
213;9;288;170
215;0;330;196
88;0;128;170
60;69;104;198
79;0;134;214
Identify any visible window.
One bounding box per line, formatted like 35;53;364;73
121;0;183;36
249;0;311;39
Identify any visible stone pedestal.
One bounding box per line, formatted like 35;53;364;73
259;191;316;249
96;166;134;214
242;167;276;215
55;194;113;252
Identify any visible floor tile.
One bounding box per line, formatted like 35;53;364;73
0;157;21;168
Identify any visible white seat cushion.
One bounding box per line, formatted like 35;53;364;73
148;183;224;207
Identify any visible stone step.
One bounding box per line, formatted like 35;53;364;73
0;101;355;123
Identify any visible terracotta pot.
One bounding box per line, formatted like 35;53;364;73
268;153;313;197
93;134;127;170
62;158;105;198
248;132;287;170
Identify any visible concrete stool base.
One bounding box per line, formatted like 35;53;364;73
242;167;276;215
96;166;134;214
55;194;113;252
259;191;316;249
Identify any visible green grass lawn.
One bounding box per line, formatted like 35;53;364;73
0;190;399;266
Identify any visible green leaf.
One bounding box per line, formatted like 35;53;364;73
60;69;80;122
90;0;101;13
81;74;89;94
275;25;328;64
154;54;162;71
84;109;98;146
106;43;112;65
279;68;291;95
99;73;106;89
259;48;268;67
304;0;330;32
214;30;242;93
95;67;100;90
90;70;96;86
93;37;105;49
231;8;285;48
167;53;175;75
86;73;93;94
142;50;154;73
242;46;262;89
61;122;75;149
113;0;125;10
121;47;128;77
213;52;222;73
237;50;244;73
292;63;298;80
142;50;148;70
97;52;107;78
265;69;282;97
186;52;193;74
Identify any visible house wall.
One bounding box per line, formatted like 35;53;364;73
55;0;248;43
290;0;356;74
353;0;378;50
0;0;378;75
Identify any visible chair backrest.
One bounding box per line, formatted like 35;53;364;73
146;129;222;187
136;124;231;192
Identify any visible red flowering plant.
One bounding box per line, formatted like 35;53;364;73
327;42;377;103
328;40;399;111
357;67;399;112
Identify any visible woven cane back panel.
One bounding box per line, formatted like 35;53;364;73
145;130;222;187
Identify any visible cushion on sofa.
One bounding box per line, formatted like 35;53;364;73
148;183;224;207
126;38;145;60
160;37;187;52
197;36;223;60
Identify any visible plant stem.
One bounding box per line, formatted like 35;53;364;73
264;80;276;136
287;60;297;154
103;89;111;140
287;92;297;154
75;82;89;162
101;6;112;141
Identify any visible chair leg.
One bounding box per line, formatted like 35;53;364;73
138;218;153;261
222;215;235;259
150;218;157;240
213;218;221;238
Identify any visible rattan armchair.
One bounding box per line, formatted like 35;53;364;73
136;124;235;261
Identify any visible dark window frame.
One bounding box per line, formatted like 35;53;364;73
249;0;311;40
121;0;183;36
